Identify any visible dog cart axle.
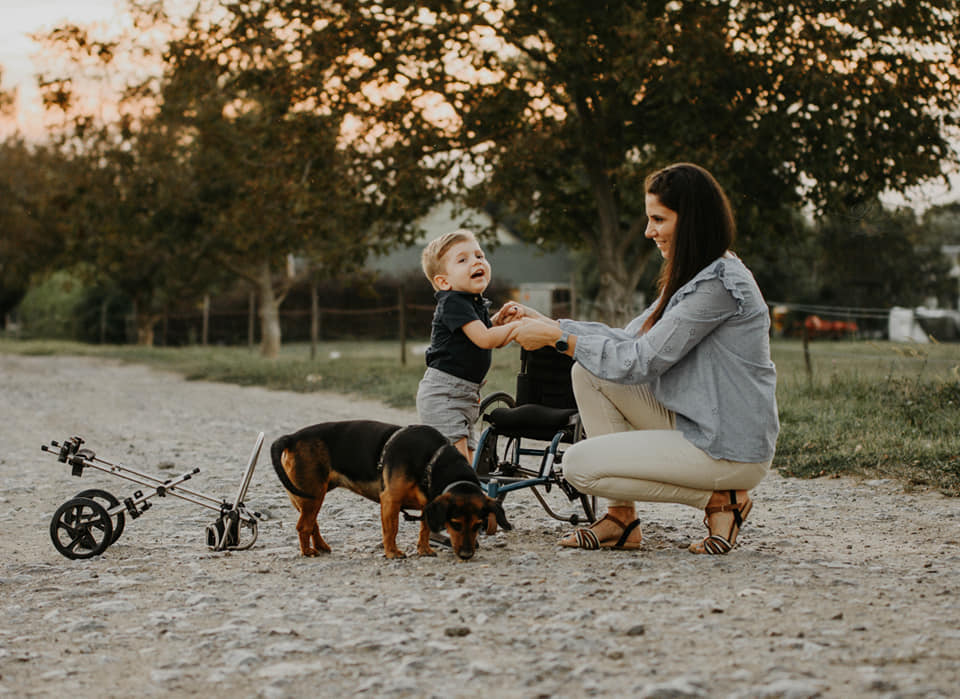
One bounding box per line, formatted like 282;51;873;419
41;433;264;560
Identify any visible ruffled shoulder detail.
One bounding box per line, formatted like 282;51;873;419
669;256;748;313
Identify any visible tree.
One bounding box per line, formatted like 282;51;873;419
152;0;441;356
0;68;14;122
27;18;225;345
337;0;960;322
0;138;80;325
33;1;441;355
923;202;960;246
814;200;954;309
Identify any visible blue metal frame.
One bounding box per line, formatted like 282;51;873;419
473;428;566;500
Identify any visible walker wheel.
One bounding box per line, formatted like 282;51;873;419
75;489;125;544
50;497;114;559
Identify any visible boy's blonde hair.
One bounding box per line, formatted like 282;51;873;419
421;230;476;290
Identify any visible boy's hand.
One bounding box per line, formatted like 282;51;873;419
493;302;525;324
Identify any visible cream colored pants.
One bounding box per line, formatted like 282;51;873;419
563;364;770;510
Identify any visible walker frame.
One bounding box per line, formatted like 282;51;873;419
41;432;264;560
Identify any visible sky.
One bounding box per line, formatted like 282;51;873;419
0;0;130;135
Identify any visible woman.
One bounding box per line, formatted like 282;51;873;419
502;163;779;554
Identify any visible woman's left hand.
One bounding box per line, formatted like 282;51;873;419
512;319;562;351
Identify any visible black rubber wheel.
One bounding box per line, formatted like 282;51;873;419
75;489;125;544
477;391;515;427
50;497;114;559
474;392;515;477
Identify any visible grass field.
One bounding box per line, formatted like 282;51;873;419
2;337;958;495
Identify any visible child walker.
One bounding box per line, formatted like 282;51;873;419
41;433;264;560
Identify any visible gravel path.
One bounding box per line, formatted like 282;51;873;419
1;353;958;698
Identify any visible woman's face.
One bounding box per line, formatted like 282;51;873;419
644;193;678;259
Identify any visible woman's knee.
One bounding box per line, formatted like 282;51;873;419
561;440;594;492
570;362;593;397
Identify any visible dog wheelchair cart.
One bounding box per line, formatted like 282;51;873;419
41;433;264;560
472;347;596;525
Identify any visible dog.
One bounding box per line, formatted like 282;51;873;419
270;420;511;560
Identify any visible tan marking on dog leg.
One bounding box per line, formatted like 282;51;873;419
294;495;329;556
379;491;405;559
417;519;436;557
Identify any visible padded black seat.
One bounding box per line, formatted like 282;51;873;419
487;405;578;442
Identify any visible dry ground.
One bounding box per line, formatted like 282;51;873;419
1;353;957;698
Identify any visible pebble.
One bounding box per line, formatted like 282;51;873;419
1;354;958;698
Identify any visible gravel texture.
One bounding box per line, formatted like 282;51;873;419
1;353;958;698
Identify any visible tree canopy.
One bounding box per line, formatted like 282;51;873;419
10;0;960;342
325;0;960;321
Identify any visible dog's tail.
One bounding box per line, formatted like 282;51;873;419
270;435;315;499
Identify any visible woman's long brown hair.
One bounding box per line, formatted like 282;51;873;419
642;163;736;332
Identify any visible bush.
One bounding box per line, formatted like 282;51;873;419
17;271;88;339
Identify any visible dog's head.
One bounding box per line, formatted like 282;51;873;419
423;486;512;560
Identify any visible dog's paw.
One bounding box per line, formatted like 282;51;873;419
384;549;407;559
417;546;437;557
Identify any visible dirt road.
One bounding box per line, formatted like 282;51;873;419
1;353;957;698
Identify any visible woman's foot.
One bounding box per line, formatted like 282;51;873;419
689;489;752;554
559;508;643;550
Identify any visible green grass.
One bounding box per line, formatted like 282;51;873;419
3;336;959;495
771;339;960;495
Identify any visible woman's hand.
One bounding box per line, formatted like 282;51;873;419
511;318;563;351
493;302;557;326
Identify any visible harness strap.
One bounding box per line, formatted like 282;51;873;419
423;444;449;495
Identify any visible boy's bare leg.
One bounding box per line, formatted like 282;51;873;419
453;437;472;463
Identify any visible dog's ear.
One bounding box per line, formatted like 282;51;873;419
485;498;512;531
423;495;450;532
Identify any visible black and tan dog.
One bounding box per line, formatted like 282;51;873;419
270;420;511;560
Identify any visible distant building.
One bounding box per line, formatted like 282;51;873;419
369;202;576;316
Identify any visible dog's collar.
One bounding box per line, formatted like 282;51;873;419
441;480;482;495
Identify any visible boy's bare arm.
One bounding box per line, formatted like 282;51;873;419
461;320;521;349
493;302;556;326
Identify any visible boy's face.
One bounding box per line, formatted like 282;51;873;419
434;237;491;294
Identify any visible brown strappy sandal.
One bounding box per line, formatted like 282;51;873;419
689;490;753;555
560;512;643;551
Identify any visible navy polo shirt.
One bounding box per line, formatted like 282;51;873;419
424;290;493;384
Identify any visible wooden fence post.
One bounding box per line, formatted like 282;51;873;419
201;294;210;346
99;299;108;344
398;285;407;366
310;282;319;361
247;291;255;349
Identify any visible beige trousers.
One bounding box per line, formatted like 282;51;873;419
563;364;770;510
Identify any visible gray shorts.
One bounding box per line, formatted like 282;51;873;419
416;368;482;450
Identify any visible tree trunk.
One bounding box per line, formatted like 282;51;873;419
591;217;651;327
580;136;650;327
593;256;642;326
257;261;282;359
135;313;160;346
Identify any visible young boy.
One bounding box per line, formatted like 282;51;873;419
417;230;519;462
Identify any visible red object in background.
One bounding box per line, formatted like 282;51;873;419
804;315;858;339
